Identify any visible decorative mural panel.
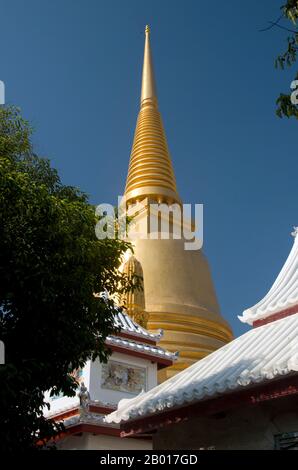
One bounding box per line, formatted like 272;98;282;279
101;360;147;394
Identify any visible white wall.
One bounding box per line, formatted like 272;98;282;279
89;351;157;405
44;351;157;415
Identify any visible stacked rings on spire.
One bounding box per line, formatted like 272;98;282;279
125;103;178;199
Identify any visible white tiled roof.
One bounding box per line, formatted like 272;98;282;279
105;313;298;424
239;230;298;325
63;412;118;429
106;335;177;361
100;291;163;341
113;310;163;342
44;397;116;419
44;397;79;418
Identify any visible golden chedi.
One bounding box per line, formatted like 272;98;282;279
122;26;233;381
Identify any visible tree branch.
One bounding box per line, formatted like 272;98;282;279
266;20;297;34
259;14;284;32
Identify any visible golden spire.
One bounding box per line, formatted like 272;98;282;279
140;25;157;108
124;25;181;205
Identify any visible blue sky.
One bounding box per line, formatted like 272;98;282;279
1;0;297;336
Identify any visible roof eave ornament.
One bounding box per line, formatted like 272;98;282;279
291;226;298;238
157;328;164;340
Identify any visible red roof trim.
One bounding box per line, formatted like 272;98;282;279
51;404;116;422
105;342;174;369
49;408;79;422
117;331;157;346
67;423;120;437
253;304;298;327
120;375;298;437
89;404;117;415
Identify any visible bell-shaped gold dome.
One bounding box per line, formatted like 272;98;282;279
132;239;232;380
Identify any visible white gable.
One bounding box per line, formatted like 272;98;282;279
239;229;298;326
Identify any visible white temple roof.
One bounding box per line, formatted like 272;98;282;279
105;313;298;424
106;335;177;361
113;310;163;342
239;229;298;326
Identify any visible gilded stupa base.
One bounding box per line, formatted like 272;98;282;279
147;311;233;381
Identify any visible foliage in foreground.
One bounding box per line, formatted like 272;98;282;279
0;106;132;450
273;1;298;118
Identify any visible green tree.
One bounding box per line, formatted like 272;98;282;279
0;106;132;450
265;1;298;118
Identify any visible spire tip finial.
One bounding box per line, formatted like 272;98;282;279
145;25;150;34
